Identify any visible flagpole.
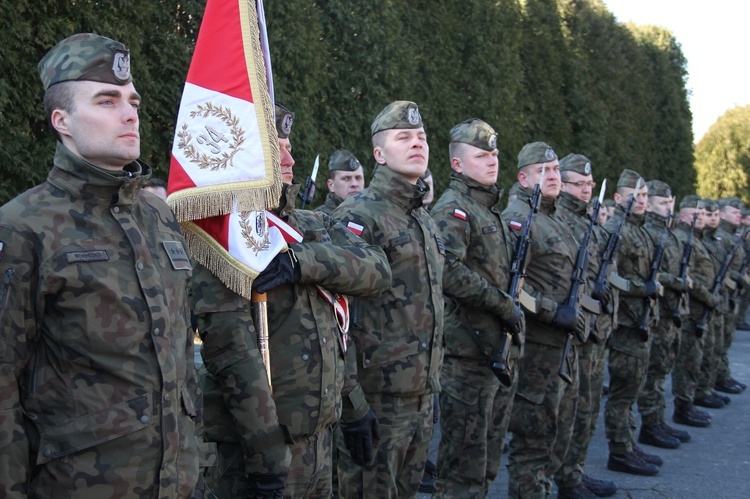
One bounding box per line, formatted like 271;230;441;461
252;289;272;392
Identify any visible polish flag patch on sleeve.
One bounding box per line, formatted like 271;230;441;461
453;209;467;220
509;220;523;231
346;221;364;236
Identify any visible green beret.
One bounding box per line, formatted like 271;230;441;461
517;141;557;169
371;101;423;136
679;195;703;209
703;198;719;212
559;153;592;176
718;197;744;210
38;33;132;91
328;149;362;173
646;180;672;198
449;118;497;151
617;169;644;189
275;103;295;139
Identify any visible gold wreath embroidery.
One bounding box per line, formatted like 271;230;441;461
176;102;246;170
239;212;271;256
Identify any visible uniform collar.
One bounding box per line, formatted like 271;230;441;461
518;185;558;215
558;191;589;216
46;142;150;206
448;172;500;208
618;203;645;226
718;218;739;233
369;164;427;210
275;181;301;218
645;211;670;228
325;191;344;209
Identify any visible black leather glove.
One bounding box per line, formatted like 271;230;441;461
503;304;525;337
552;304;585;337
339;409;380;466
245;472;288;499
592;281;612;309
644;280;660;298
253;252;301;293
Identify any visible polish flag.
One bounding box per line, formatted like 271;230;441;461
453;209;467;220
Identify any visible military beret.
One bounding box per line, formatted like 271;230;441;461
646;180;672;198
275;103;295;139
371;101;423;135
679;195;704;209
703;198;719;212
616;169;644;189
38;33;132;91
517;141;557;169
559;153;592;176
718;197;744;210
449;118;497;151
328;149;362;173
420;168;433;180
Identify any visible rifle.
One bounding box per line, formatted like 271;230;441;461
489;182;542;387
637;210;672;340
298;154;320;209
676;211;698;324
558;182;605;384
593;188;638;314
697;226;747;334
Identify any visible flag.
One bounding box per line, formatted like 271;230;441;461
167;0;285;300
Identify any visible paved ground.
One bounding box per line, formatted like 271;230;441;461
420;325;750;498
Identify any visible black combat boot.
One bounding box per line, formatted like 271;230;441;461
638;424;680;449
581;474;617;497
557;482;597;499
673;401;711;428
632;445;663;466
607;451;659;476
715;378;743;394
694;393;725;408
727;377;747;391
715;392;731;405
661;423;691;443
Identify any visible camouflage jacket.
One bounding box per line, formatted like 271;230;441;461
333;165;445;397
643;211;684;319
430;172;518;361
501;187;583;347
701;224;743;314
556;192;615;342
603;205;655;330
193;182;391;477
673;222;715;321
0;143;199;498
313;192;344;215
717;219;747;301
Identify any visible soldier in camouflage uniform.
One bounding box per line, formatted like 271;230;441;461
734;207;750;331
670;196;717;428
636;180;692;450
194;104;391;498
554;154;618;498
603;170;663;476
501;142;585;499
714;197;748;393
506;181;523;207
0;34;200;497
332;101;445;498
429;119;524;498
313;149;365;215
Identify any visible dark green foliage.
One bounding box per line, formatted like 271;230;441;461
0;0;695;206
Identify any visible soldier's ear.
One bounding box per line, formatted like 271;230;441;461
373;146;387;165
50;109;71;137
451;156;462;173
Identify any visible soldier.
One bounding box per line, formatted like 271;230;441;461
734;207;750;331
603;169;663;476
0;34;200;497
314;149;365;215
506;181;523;207
714;197;748;393
429;119;524;498
333;100;445;498
670;196;717;428
501;142;584;499
554;154;617;498
636;180;692;450
193;103;391;498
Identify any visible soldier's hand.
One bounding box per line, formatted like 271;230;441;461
245;471;288;498
340;409;381;466
253;252;301;293
552;305;585;336
592;281;612;309
503;304;525;337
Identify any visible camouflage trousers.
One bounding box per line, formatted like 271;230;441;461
202;427;333;499
337;393;433;499
604;327;650;454
717;309;737;384
671;319;704;404
507;342;579;499
434;355;517;498
697;316;723;398
555;339;608;488
637;318;679;426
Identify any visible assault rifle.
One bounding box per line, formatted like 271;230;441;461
637;210;672;339
298;154;320;209
489;182;542;387
558;182;605;384
697;226;747;334
676;211;698;325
